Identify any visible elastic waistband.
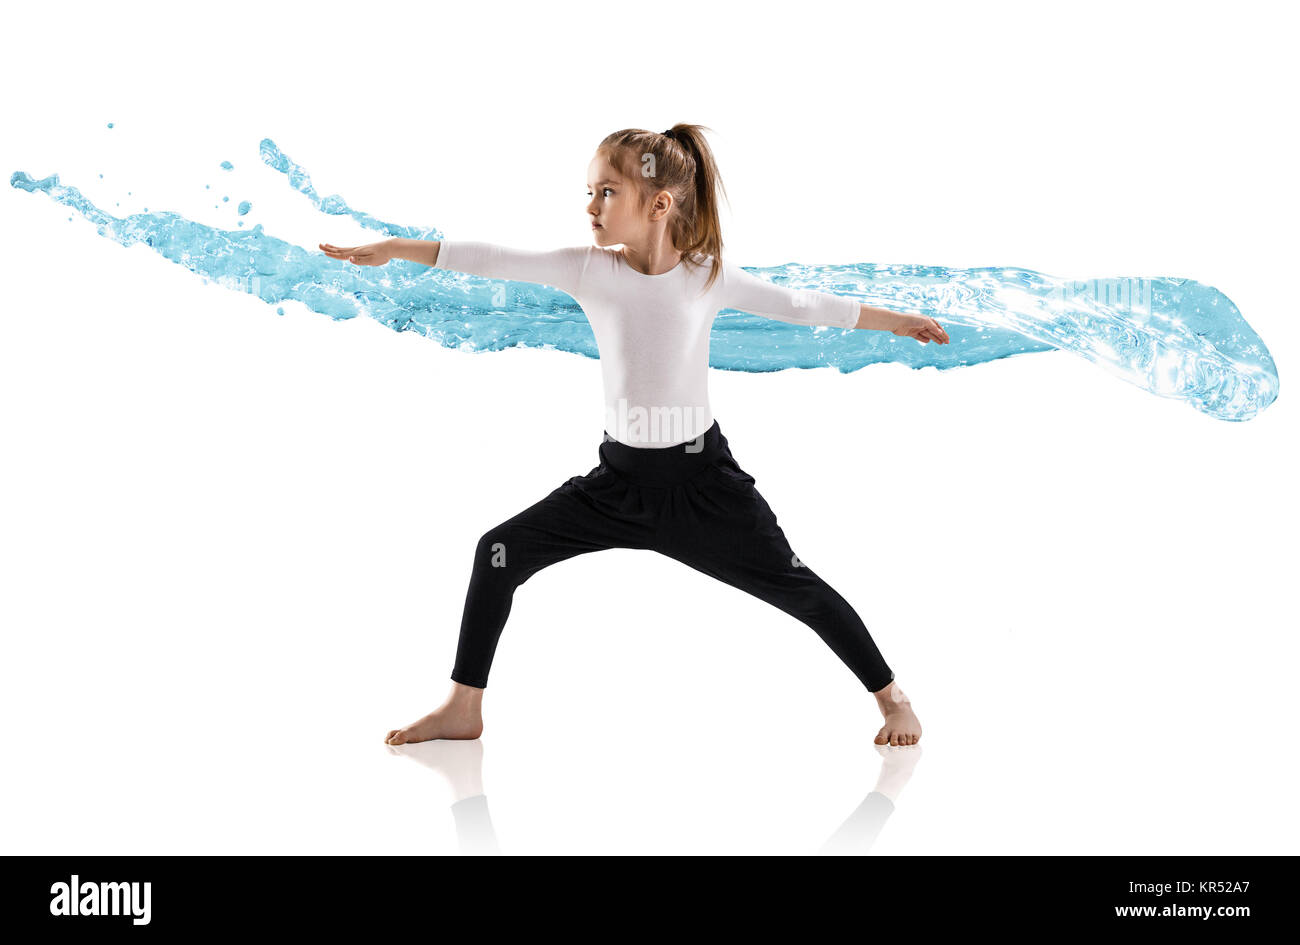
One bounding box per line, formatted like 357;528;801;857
599;420;727;486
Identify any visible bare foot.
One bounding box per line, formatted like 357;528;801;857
872;680;922;746
385;682;484;745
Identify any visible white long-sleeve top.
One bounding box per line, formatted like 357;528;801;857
433;241;860;448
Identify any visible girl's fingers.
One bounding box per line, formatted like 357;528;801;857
920;316;949;343
320;241;382;266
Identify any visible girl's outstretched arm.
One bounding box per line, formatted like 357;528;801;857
424;240;588;298
320;239;443;268
860;304;950;344
718;258;949;344
319;240;400;266
322;238;587;298
718;258;861;329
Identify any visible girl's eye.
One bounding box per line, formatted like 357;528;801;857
587;188;614;197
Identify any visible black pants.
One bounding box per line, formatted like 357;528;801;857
451;419;895;693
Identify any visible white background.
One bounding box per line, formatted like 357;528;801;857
2;0;1296;854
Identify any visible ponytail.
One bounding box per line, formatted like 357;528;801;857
597;123;729;292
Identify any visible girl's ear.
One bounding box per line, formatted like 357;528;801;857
650;189;674;221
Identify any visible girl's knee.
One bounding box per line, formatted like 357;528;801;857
474;526;517;571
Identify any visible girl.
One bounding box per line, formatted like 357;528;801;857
320;124;948;748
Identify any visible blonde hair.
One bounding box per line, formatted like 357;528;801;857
596;123;729;292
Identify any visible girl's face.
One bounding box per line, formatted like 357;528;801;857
586;153;646;248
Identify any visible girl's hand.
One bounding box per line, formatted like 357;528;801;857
319;240;393;267
891;312;950;345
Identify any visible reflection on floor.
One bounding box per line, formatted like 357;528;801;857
388;738;922;855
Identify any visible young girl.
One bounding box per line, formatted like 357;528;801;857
320;124;948;748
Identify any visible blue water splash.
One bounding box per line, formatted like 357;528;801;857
10;138;1277;421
